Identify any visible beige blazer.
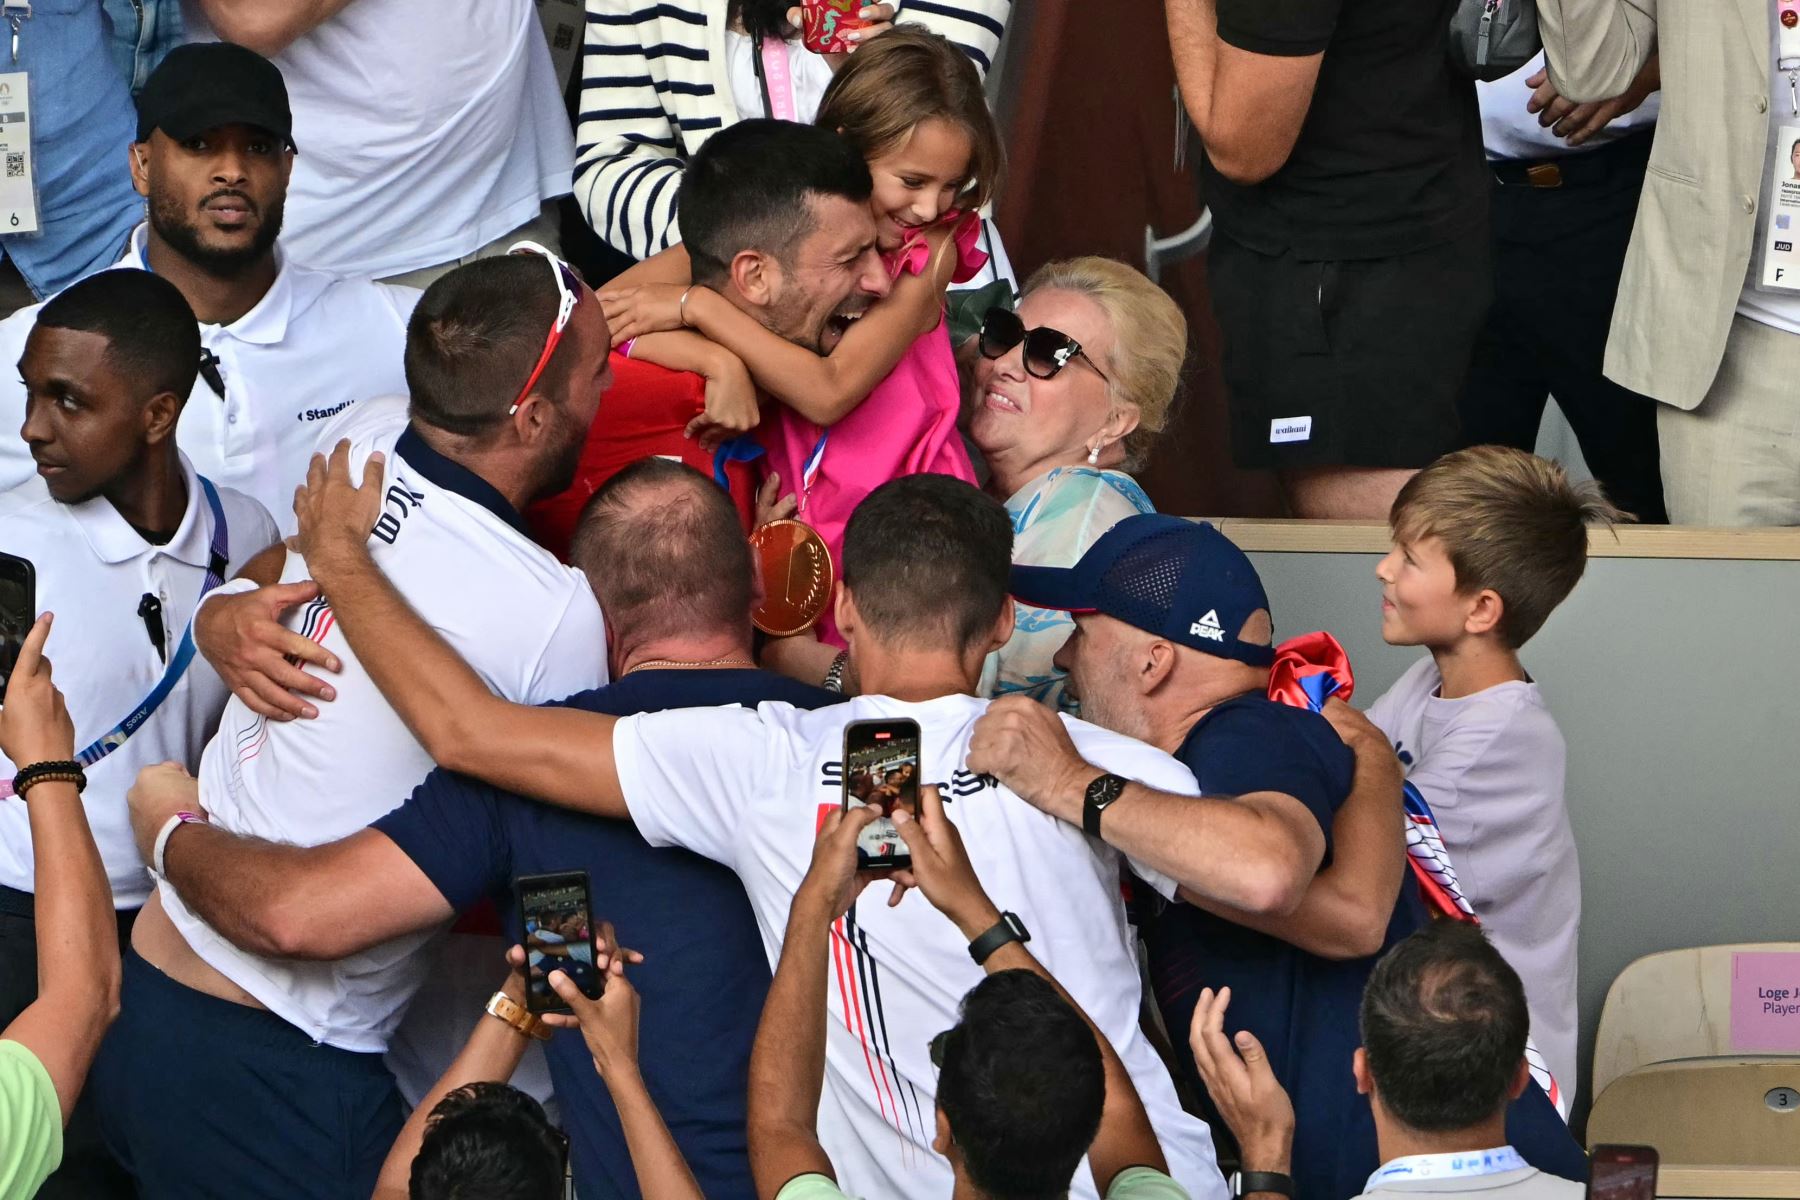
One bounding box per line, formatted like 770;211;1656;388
1538;0;1774;409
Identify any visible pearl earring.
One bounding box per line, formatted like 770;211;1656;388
1086;444;1101;465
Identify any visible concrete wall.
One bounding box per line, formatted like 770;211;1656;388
1246;545;1800;1127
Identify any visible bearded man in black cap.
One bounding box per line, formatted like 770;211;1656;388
0;41;417;532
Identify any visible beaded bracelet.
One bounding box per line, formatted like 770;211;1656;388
12;760;86;799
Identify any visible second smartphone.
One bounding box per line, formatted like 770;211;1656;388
841;718;921;872
514;870;604;1015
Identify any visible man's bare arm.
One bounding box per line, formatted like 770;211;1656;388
191;0;358;56
1167;0;1325;185
967;698;1325;915
147;800;450;962
292;443;629;817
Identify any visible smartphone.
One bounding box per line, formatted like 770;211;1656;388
514;870;603;1014
1588;1145;1658;1200
841;718;921;872
0;552;35;696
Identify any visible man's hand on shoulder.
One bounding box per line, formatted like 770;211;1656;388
966;695;1098;820
292;439;383;580
198;582;340;721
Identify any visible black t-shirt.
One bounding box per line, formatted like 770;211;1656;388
1139;695;1585;1199
1201;0;1487;260
373;669;843;1200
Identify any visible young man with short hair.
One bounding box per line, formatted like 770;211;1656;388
1191;922;1583;1200
90;253;610;1200
136;472;1258;1200
0;41;417;528
0;268;277;1196
1366;445;1622;1100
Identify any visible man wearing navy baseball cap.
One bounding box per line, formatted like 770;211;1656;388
967;514;1586;1200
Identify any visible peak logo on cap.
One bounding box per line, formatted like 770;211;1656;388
1190;610;1225;642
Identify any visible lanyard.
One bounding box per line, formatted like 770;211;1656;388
752;33;799;122
1781;0;1800;113
2;477;231;798
2;1;25;65
1367;1147;1528;1192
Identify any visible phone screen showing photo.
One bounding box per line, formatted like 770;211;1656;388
514;871;602;1014
1588;1145;1658;1200
0;552;35;695
841;719;921;871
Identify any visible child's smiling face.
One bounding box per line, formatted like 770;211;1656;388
865;118;973;251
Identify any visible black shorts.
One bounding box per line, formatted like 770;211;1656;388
1209;226;1491;470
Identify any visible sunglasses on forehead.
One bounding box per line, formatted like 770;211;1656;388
978;307;1110;384
506;241;584;416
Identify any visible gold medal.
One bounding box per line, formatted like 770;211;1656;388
751;519;833;636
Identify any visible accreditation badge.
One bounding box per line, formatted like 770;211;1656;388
0;71;39;235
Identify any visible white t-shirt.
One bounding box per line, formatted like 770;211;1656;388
184;0;574;278
1737;21;1800;335
0;226;417;532
1367;659;1581;1099
615;692;1226;1200
161;398;609;1052
0;459;277;907
1478;51;1658;161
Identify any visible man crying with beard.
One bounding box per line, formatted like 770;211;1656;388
0;41;418;533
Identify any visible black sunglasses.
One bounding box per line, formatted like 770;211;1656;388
978;307;1110;383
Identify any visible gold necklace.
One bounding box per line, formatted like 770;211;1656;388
627;656;755;673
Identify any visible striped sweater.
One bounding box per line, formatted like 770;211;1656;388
576;0;1011;259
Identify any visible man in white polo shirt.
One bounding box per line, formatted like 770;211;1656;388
184;0;573;286
0;42;416;531
144;473;1388;1200
88;253;611;1200
0;269;279;1197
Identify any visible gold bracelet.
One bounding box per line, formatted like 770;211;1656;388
485;990;552;1041
678;285;694;328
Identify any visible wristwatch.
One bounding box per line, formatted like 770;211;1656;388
967;911;1030;965
485;991;552;1042
1230;1171;1293;1198
1082;773;1129;839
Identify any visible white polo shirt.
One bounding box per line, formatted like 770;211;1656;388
183;0;574;278
0;226;418;531
159;397;609;1052
615;692;1227;1200
0;458;277;908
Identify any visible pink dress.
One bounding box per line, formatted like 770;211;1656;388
759;212;985;646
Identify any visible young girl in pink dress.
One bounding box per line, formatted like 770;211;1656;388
600;27;1004;646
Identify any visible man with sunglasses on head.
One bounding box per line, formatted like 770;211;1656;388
0;41;417;532
85;252;610;1200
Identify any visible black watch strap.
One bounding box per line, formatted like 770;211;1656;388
967;912;1030;965
1233;1171;1293;1198
1082;773;1128;839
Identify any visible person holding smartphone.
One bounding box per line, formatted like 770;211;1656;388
0;616;125;1200
1188;922;1584;1200
751;787;1189;1200
0;271;278;1197
139;468;1368;1200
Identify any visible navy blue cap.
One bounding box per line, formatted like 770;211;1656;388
1010;515;1275;666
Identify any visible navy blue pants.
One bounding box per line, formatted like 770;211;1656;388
91;949;405;1199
